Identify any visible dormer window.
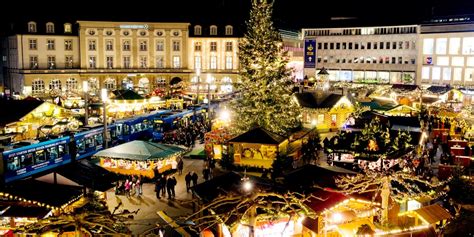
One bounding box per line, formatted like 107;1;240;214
225;25;233;35
64;23;72;33
46;22;55;33
194;25;202;35
210;25;217;36
28;22;37;33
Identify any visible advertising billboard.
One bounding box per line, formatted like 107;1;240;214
304;40;316;68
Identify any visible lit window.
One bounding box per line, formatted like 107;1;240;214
452;57;464;66
64;40;73;50
225;25;233;35
106;56;114;69
436;38;447;54
47;56;56;69
423;38;434;55
30;56;38;69
194;42;202;51
194;25;202;35
432;67;440;80
104;78;116;90
437;56;449;66
47;39;55;50
66;78;77;91
106;40;113;51
210;25;217;35
64;23;72;33
65;55;73;68
28;22;37;33
173;41;180;51
88;40;96;51
156;56;164;68
467;57;474;66
89;56;96;68
46;22;55;33
462;37;474;55
156;40;164;51
173;56;180;68
443;67;451;81
123;40;130;51
449;38;461;55
453;68;462;81
422;67;430;80
465;68;474;81
194;56;201;69
140;56;148;68
32;79;45;94
123;56;131;69
139;40;147;51
49;79;62;90
210;56;217;69
226;56;233;69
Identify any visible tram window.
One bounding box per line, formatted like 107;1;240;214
130;125;136;134
48;146;58;159
154;122;163;132
77;139;85;152
58;144;66;156
116;124;123;136
85;137;94;148
110;129;117;139
124;125;130;135
34;150;46;164
8;156;19;171
95;134;104;145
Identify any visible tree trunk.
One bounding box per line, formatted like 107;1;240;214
381;177;390;225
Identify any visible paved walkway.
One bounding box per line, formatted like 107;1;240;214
104;143;214;235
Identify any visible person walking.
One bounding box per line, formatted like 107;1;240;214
185;172;192;193
191;171;198;187
170;176;177;198
160;175;167;197
155;178;162;199
177;158;184;175
124;179;130;198
136;176;142;197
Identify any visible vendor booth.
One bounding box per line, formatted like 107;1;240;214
93;141;185;178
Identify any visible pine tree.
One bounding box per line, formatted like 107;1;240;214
230;0;301;136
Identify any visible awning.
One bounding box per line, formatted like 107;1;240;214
414;204;452;225
0;205;50;218
55;160;118;192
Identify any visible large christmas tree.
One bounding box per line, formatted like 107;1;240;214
230;0;301;136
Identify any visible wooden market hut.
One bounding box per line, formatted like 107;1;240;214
93;140;185;178
294;92;354;131
228;127;288;169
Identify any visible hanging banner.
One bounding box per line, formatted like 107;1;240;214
304;39;316;68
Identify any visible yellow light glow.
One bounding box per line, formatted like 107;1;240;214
243;180;252;191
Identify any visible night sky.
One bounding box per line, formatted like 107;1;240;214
1;0;474;29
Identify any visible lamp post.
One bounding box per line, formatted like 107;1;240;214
101;88;108;149
206;74;212;127
196;68;201;105
82;81;89;126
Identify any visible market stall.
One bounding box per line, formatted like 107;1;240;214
204;128;233;160
93;141;185;178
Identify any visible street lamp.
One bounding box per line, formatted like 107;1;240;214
196;68;201;105
101;88;108;149
82;81;89;126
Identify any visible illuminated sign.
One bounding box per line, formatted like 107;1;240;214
119;24;149;30
304;40;316;68
425;56;433;65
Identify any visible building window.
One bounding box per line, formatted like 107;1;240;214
392;42;397;50
29;39;37;50
462;37;474;55
173;56;180;68
437;56;449;66
123;40;130;51
422;66;430;80
194;25;202;35
104;78;116;90
210;42;217;51
194;56;201;69
423;38;434;55
465;68;474;81
106;40;113;51
405;41;410;49
140;56;147;68
46;22;55;33
454;68;462;81
140;40;147;51
195;42;202;51
47;39;55;50
386;42;390;50
210;56;217;69
225;25;233;35
65;55;73;68
49;79;61;90
32;79;45;94
64;23;72;33
156;56;164;68
443;67;451;81
226;56;233;69
398;41;403;49
449;38;461;55
106;56;113;69
88;40;96;51
432;67;441;80
30;56;38;69
156;40;164;51
89;56;96;69
123;56;131;69
173;41;180;51
47;56;56;69
64;40;72;50
452;57;464;66
436;38;448;54
28;22;37;33
225;42;233;51
210;25;217;35
318;43;322;50
66;78;77;91
467;57;474;67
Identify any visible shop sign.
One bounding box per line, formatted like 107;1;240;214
119;24;149;30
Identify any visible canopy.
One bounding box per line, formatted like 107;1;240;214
93;140;186;161
414;204;452;225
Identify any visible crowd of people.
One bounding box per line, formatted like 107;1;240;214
114;175;144;197
161;119;210;147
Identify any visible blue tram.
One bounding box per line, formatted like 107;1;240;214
0;105;212;183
